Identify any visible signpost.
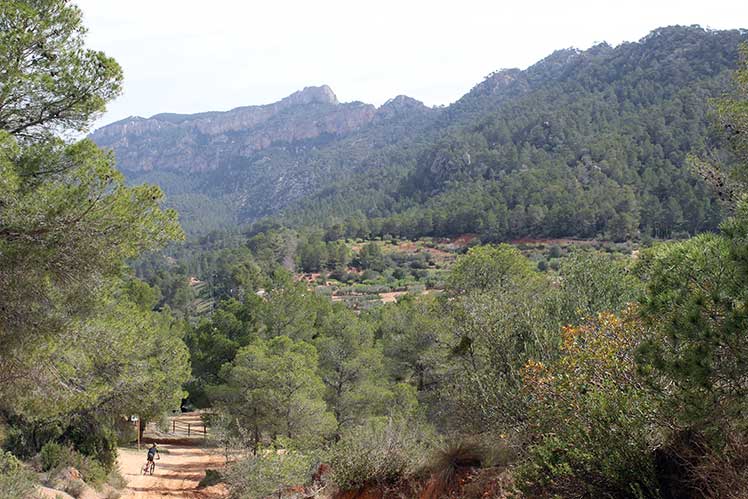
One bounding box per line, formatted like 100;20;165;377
131;415;140;450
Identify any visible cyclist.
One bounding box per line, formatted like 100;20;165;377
143;443;160;474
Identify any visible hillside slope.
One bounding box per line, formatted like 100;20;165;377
281;26;747;241
92;86;439;232
91;26;748;238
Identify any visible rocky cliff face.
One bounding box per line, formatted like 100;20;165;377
90;85;436;232
91;85;384;173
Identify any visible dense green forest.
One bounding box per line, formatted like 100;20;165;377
4;1;748;499
277;27;746;242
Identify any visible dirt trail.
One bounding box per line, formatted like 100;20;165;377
119;414;228;499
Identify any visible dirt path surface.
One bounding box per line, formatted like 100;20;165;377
119;414;228;499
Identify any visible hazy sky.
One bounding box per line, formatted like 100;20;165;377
76;0;747;129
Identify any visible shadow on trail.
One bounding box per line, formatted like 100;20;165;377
152;473;205;481
165;449;213;457
158;462;214;472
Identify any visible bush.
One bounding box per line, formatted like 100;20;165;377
106;468;127;489
157;414;172;433
40;443;108;486
198;468;223;488
361;269;380;281
519;311;660;498
411;269;429;280
429;440;486;490
0;451;36;499
3;427;33;461
224;450;313;499
40;441;67;471
4;415;117;471
78;455;107;485
327;417;434;490
2;420;63;459
654;431;748;499
64;479;86;498
63;416;118;471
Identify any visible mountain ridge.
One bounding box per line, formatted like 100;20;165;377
91;85;432;174
91;25;747;237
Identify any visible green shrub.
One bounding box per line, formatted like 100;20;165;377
4;415;118;471
198;468;223;488
64;479;86;498
0;451;36;499
113;418;136;446
106;468;127;489
2;420;63;459
327;417;434;490
224;450;313;499
40;441;67;471
63;416;118;471
40;443;108;486
79;455;107;485
157;414;172;433
519;312;660;498
3;427;34;461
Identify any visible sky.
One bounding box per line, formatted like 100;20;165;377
76;0;748;130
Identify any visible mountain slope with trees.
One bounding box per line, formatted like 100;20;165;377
92;26;747;240
282;26;748;241
91;87;440;232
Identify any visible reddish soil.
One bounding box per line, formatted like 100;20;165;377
509;237;597;246
451;234;478;247
391;241;453;260
332;467;518;499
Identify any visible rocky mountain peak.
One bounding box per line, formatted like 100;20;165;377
90;84;375;174
281;85;339;107
375;95;431;121
381;95;425;110
467;68;525;98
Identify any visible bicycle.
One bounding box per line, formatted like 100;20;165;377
141;455;159;475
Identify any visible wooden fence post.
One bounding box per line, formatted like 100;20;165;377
188;423;191;436
173;420;175;433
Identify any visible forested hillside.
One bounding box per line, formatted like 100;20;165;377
92;26;747;240
91;86;440;232
282;26;747;241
